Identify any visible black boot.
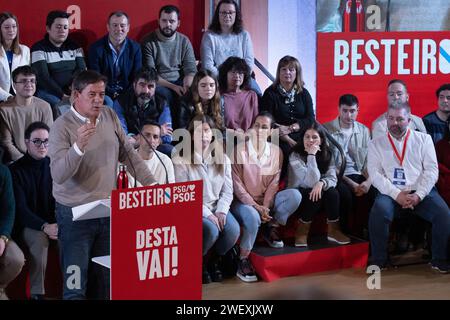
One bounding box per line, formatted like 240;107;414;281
207;254;223;282
202;259;211;284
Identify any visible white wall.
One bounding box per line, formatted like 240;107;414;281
268;0;317;107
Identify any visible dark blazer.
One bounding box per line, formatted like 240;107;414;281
88;35;142;98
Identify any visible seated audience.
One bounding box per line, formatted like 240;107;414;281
218;56;258;136
128;120;175;185
423;83;450;144
31;10;86;109
9;122;56;300
368;102;450;272
200;0;261;95
0;12;30;102
371;79;426;140
231;112;302;282
179;69;224;131
141;5;197;128
0;66;53;162
88;11;142;107
261;55;315;178
288;123;350;247
323;94;376;234
173;114;239;284
112;67;173;156
0;160;25;300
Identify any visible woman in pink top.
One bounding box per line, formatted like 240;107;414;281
231;112;302;282
218;56;258;138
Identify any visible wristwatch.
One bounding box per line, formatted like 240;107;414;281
0;235;9;245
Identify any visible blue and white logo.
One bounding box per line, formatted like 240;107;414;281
164;187;171;204
439;40;450;74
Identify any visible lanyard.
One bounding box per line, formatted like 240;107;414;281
387;129;411;167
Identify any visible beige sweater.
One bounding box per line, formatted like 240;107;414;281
0;96;53;161
48;107;155;206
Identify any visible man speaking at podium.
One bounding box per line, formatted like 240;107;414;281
48;70;156;300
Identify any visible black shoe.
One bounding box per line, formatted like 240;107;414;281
202;266;211;284
430;260;449;274
30;294;45;300
208;263;223;282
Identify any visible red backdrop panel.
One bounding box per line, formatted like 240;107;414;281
111;181;203;300
0;1;205;57
317;32;450;127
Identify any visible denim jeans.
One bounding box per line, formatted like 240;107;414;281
56;202;110;300
230;189;302;251
369;188;450;264
202;211;240;256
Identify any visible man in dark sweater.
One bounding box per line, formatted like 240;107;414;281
9;122;55;300
0;158;25;300
423;83;450;144
31;10;86;109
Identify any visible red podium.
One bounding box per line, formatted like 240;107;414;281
109;181;203;300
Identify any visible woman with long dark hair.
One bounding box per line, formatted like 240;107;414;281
0;12;30;102
178;69;224;130
288;123;350;247
173;114;239;284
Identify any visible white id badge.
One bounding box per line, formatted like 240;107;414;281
392;168;406;186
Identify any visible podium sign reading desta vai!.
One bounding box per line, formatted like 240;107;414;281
111;181;203;300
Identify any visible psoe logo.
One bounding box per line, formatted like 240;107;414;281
172;184;196;204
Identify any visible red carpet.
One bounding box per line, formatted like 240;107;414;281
250;236;369;282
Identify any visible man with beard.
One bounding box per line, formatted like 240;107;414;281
371;79;426;139
88;11;142;107
141;5;197;128
423;84;450;144
112;68;173;156
367;102;450;273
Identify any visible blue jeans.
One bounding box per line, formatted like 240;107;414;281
36;90;61;108
203;212;240;256
231;189;302;251
56;202;110;300
369;188;450;265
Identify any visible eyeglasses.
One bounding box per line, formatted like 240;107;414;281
14;79;36;85
219;11;236;17
230;70;244;76
30;139;49;148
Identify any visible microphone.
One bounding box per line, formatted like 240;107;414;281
134;124;169;185
114;131;137;188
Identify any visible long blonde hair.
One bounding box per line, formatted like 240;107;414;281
0;12;21;55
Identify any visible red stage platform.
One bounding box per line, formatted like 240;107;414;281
249;236;369;282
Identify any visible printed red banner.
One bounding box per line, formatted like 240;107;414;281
317;31;450;126
111;181;203;300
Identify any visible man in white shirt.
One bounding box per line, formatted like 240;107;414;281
371;79;426;140
133;120;175;185
368;102;450;273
